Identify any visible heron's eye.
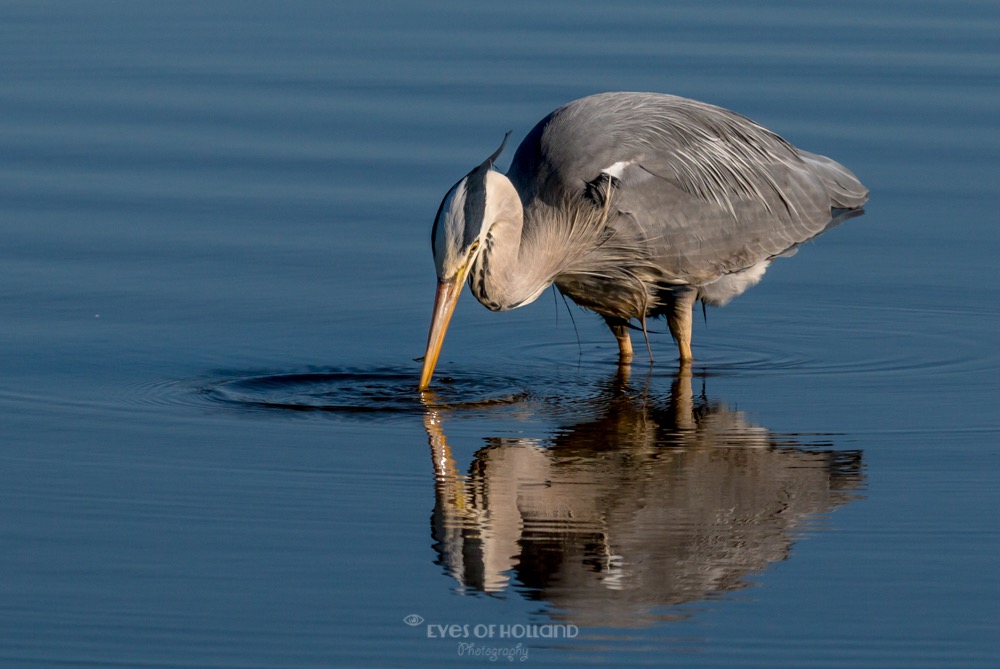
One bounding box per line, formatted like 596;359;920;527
467;241;480;258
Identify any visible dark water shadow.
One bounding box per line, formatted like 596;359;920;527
193;366;530;420
422;368;865;628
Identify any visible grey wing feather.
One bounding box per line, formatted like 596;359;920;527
509;92;869;284
796;149;870;209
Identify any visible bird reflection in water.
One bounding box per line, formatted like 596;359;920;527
422;370;864;627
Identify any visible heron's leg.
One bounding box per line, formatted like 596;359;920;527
666;288;697;363
603;317;633;364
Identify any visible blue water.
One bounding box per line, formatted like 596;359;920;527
2;1;999;667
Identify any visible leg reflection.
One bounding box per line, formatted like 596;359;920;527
422;369;864;624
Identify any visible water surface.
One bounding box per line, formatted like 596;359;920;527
2;1;999;667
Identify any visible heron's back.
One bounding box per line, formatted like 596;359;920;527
508;93;867;303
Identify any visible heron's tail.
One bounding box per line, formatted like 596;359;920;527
798;150;870;209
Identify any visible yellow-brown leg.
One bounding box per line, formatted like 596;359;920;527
604;318;633;364
666;288;697;363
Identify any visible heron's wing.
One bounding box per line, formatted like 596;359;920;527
509;93;868;283
795;149;871;209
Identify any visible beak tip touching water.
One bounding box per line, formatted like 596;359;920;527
418;277;464;391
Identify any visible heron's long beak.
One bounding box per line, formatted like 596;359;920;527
419;268;469;390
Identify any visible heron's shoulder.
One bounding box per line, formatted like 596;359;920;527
506;93;689;198
539;92;790;152
512;93;802;210
513;93;800;179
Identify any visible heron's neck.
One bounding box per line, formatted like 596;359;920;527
468;172;554;311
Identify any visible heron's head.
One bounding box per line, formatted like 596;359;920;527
420;134;509;390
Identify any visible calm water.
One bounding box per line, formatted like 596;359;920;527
2;1;999;666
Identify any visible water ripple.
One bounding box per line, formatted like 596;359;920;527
512;304;998;381
125;367;534;420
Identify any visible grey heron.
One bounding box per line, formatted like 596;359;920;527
419;92;868;389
